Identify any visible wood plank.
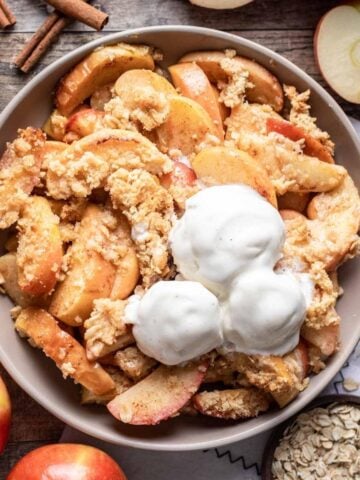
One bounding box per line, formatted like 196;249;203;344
2;0;339;32
0;30;358;119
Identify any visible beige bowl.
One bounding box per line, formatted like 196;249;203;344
0;26;359;451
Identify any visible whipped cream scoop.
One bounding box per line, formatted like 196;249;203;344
170;185;285;296
126;281;222;365
126;185;310;365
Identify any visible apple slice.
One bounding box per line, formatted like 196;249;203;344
65;108;106;139
56;44;155;115
179;51;284;111
190;0;253;8
315;3;360;104
0;375;11;454
169;63;225;139
272;341;309;407
17;196;63;296
192;146;277;207
15;308;115;396
266;118;334;164
107;360;208;425
155;95;218;155
301;323;339;357
115;69;176;99
49;205;117;325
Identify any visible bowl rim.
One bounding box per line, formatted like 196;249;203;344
0;25;360;451
261;394;360;479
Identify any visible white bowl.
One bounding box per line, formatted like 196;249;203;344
0;26;360;451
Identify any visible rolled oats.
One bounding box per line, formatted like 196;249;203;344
272;403;360;479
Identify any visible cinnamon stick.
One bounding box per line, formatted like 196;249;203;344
45;0;108;31
19;16;71;73
14;12;60;69
0;0;16;28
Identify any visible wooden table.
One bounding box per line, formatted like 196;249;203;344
0;0;359;475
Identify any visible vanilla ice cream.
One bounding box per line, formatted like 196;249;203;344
126;281;223;365
169;185;285;296
126;185;310;364
222;269;307;356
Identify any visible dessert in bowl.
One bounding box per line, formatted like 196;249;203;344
0;27;360;450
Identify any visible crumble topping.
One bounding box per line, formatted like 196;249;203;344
0;128;45;229
114;346;157;380
107;168;175;287
193;387;270;419
218;56;250;108
84;298;133;359
46;129;172;200
284;85;335;154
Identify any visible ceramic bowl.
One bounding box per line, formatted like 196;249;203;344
0;26;360;451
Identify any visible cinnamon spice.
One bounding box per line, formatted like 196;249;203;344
45;0;108;31
0;0;16;28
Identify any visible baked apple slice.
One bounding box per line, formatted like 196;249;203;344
192;146;277;207
266;118;334;163
272;341;309;407
107;360;208;425
56;43;155;115
169;63;225;139
155;95;218;156
179;50;284;111
49;205;117;325
109;214;139;300
113;69;176;131
301;323;339;357
115;69;176;98
65;108;106;140
0;253;43;308
15;308;115;395
17;196;63;296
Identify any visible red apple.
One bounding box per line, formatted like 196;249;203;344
314;2;360;104
160;161;197;189
0;375;11;454
7;444;127;480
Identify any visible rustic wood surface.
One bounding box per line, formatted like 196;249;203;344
0;0;359;475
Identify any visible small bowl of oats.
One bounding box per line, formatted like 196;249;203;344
261;395;360;480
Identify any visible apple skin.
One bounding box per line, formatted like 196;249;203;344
7;444;127;480
161;161;197;188
0;375;11;454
